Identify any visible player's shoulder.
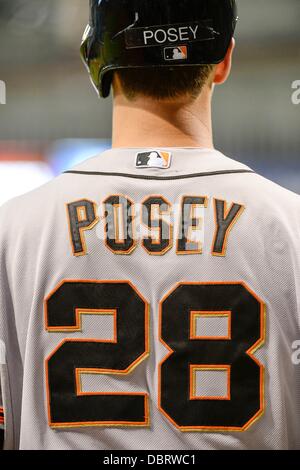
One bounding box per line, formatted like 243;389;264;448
0;151;107;221
0;173;65;238
213;153;300;231
210;151;300;208
0;174;61;209
245;171;300;208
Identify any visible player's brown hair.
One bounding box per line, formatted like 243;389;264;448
114;65;215;101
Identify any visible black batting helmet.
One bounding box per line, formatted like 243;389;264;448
81;0;238;98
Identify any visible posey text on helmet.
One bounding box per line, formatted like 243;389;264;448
125;21;216;50
143;24;199;46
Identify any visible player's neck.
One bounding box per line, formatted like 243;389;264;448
112;87;214;149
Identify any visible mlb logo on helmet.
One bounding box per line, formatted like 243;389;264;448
164;46;187;61
135;151;172;169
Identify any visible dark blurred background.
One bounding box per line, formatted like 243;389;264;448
0;0;299;205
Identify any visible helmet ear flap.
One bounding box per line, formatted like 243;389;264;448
80;25;90;65
80;23;98;67
80;25;103;97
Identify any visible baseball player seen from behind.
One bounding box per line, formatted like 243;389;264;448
0;0;300;451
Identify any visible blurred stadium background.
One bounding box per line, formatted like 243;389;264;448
0;0;299;205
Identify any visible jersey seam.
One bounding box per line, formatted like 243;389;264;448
63;169;254;181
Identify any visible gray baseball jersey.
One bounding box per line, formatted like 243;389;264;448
0;148;300;450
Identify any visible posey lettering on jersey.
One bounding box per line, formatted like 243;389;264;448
0;407;4;427
66;195;244;257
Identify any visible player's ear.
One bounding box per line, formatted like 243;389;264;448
213;38;235;85
112;72;123;96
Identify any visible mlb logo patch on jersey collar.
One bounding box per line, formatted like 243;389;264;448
135;151;172;169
